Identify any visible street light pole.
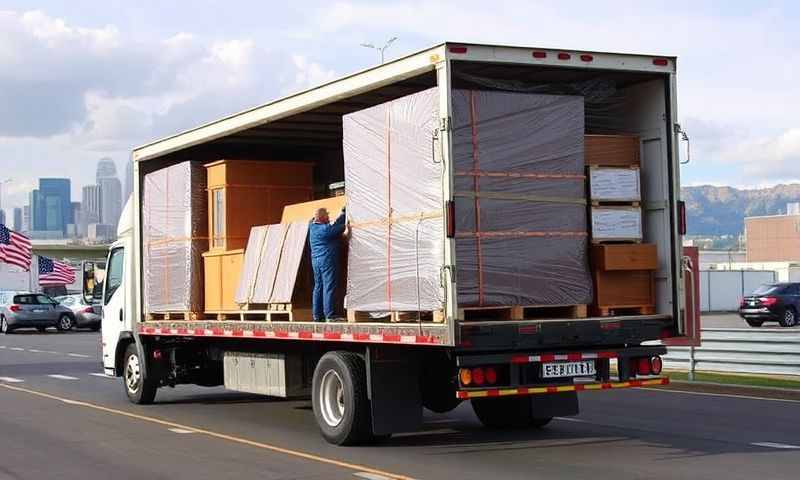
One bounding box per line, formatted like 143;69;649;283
360;37;398;64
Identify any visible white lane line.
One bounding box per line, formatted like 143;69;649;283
638;387;800;404
89;373;114;379
354;472;397;480
42;350;59;354
10;347;24;351
0;377;24;383
67;353;90;358
0;345;6;349
28;349;42;353
47;374;79;380
751;442;800;450
168;428;196;434
555;416;590;423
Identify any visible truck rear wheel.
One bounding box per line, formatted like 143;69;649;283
312;351;373;445
472;396;552;429
123;343;157;405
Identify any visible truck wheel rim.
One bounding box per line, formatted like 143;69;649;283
319;370;345;427
125;354;141;392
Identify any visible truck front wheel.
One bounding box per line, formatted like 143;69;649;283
472;396;551;429
312;351;373;445
123;343;157;404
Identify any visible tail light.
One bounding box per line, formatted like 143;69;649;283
81;306;94;314
678;200;687;235
759;296;778;307
580;54;593;62
637;357;652;375
653;58;669;66
557;52;571;60
485;367;497;385
739;297;746;307
532;51;547;59
8;304;21;312
650;356;663;375
459;368;472;386
472;367;485;386
449;46;468;54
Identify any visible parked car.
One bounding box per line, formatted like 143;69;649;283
739;283;800;328
0;293;76;334
54;294;101;331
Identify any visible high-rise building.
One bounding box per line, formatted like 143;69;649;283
96;158;122;234
37;178;71;236
80;185;102;237
96;157;117;183
0;209;5;226
29;189;42;231
12;207;22;231
124;159;134;203
22;205;30;232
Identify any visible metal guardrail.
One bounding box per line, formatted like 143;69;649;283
662;328;800;376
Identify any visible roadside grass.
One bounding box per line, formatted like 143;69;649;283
666;370;800;390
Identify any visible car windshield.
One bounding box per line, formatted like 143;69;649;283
751;284;781;295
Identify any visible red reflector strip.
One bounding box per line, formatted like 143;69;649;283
532;51;547;58
511;355;530;364
456;377;669;399
557;53;571;60
449;46;468;54
653;58;669;66
580;54;593;62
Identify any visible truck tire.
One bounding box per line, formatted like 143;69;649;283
472;396;550;429
123;343;157;405
312;351;373;445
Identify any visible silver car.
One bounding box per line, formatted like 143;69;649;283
0;293;76;334
55;294;102;331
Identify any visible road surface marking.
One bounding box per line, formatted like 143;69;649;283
0;345;6;349
28;349;42;353
10;347;24;351
638;387;800;404
47;375;79;380
751;442;800;449
354;473;395;480
89;373;114;379
555;417;590;423
0;377;24;383
68;353;90;358
0;383;417;480
168;428;196;434
42;350;59;354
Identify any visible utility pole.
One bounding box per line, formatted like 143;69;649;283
360;37;398;64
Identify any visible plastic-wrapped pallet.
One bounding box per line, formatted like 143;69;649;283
451;90;593;307
143;161;208;313
343;87;444;312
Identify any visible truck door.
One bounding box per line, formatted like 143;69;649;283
102;246;125;372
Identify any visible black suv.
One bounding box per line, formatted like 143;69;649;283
739;283;800;328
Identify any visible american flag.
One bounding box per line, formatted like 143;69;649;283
38;256;76;286
0;224;32;271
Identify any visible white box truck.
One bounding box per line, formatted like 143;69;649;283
94;42;692;445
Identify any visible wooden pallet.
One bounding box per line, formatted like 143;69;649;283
591;238;643;245
593;305;655;317
240;307;313;322
146;311;204;321
238;303;292;311
205;311;242;321
459;304;588;321
347;310;445;323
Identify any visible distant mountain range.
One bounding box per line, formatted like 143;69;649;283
681;184;800;236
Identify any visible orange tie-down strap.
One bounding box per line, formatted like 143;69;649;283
455;170;586;180
455;230;587;238
348;210;443;229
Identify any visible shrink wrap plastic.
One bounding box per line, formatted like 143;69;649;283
589;168;641;201
343;88;443;311
235;221;308;305
452;90;593;307
143;161;208;313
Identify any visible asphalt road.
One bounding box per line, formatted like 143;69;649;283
2;331;800;480
700;312;800;328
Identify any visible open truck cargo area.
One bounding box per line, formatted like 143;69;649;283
99;42;690;445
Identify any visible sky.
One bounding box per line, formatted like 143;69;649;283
0;0;798;210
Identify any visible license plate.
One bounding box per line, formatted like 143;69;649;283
542;360;596;378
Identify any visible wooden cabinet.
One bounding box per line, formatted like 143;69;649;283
585;135;640;167
205;160;314;251
591;244;657;316
203;249;244;312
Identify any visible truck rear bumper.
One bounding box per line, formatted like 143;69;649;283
456;377;669;399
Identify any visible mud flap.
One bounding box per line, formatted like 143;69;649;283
531;391;579;418
366;346;422;435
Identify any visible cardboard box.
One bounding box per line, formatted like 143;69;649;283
592;244;657;271
585;135;640;167
591;207;643;242
589;167;641;202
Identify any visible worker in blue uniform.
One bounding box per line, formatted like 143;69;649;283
309;206;347;322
